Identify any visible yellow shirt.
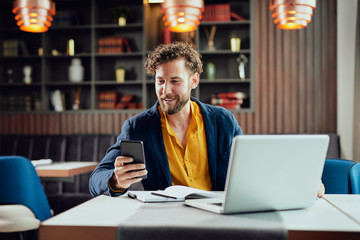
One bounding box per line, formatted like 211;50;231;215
159;101;212;190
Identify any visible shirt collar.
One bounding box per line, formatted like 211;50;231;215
158;100;199;135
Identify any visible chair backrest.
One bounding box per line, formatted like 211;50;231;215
349;162;360;194
321;158;356;194
0;156;52;221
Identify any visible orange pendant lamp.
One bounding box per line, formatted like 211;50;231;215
13;0;56;33
161;0;204;33
270;0;316;30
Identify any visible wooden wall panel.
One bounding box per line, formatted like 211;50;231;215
0;0;337;135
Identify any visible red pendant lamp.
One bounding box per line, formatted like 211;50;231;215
161;0;204;33
270;0;316;30
13;0;56;33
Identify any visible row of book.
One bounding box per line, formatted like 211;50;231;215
202;4;246;22
0;95;36;111
97;36;132;54
98;90;142;109
2;40;30;56
52;10;82;27
211;91;247;110
203;4;231;22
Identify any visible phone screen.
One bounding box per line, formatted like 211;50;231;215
120;140;147;179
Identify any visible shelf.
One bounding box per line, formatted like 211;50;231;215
200;20;251;26
200;49;250;55
200;79;251;83
49;25;92;31
95;81;143;85
94;52;144;57
45;82;92;86
0;83;42;87
0;55;42;59
94;23;143;29
44;54;92;58
0;0;253;113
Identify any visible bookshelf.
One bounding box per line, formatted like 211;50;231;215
196;0;254;110
0;0;254;113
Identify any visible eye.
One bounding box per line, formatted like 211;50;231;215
156;79;165;85
171;79;180;84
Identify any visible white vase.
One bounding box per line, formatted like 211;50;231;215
69;58;84;83
23;65;32;84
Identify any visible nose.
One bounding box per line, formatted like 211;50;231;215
162;81;171;95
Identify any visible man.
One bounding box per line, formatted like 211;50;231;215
89;42;325;198
89;42;243;196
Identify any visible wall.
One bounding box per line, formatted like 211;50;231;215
337;0;358;160
237;0;337;134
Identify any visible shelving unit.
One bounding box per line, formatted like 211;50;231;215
0;0;254;114
195;0;254;110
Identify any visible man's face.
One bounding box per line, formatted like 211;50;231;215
155;59;198;115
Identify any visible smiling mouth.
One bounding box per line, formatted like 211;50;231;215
161;95;178;102
163;99;176;105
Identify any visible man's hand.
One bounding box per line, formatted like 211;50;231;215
110;156;147;190
317;180;325;198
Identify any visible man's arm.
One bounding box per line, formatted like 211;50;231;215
89;141;122;196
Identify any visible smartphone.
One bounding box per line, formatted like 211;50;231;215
120;140;147;179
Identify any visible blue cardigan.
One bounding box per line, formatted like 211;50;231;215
89;98;243;196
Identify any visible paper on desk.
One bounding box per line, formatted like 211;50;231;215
128;186;218;203
31;159;53;167
152;185;218;199
128;191;185;203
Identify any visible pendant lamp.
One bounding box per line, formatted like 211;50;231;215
13;0;56;33
161;0;204;33
270;0;316;30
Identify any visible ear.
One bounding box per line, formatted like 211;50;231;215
190;72;200;89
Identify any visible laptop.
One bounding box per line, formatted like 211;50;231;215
185;134;329;214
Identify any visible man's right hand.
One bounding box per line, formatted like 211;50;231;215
110;156;147;190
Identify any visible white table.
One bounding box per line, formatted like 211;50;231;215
39;194;360;240
323;194;360;226
36;162;98;178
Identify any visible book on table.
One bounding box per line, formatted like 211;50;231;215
128;186;218;203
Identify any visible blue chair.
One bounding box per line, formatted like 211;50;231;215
0;156;52;239
321;158;356;194
349;162;360;194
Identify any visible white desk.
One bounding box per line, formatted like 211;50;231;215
324;194;360;226
39;194;360;240
36;162;98;177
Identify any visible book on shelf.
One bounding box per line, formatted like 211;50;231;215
52;10;81;27
211;91;247;110
97;91;142;110
2;40;30;56
97;90;118;109
0;94;35;111
230;12;247;21
202;4;231;22
97;36;132;54
128;185;218;203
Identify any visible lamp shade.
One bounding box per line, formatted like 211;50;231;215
270;0;316;30
13;0;56;33
161;0;204;33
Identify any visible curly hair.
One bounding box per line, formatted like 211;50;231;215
145;42;203;75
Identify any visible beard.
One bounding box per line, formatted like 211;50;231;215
158;91;191;115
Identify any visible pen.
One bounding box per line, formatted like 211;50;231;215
151;192;178;199
128;192;137;199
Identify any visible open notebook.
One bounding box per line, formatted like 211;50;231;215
185;134;329;214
